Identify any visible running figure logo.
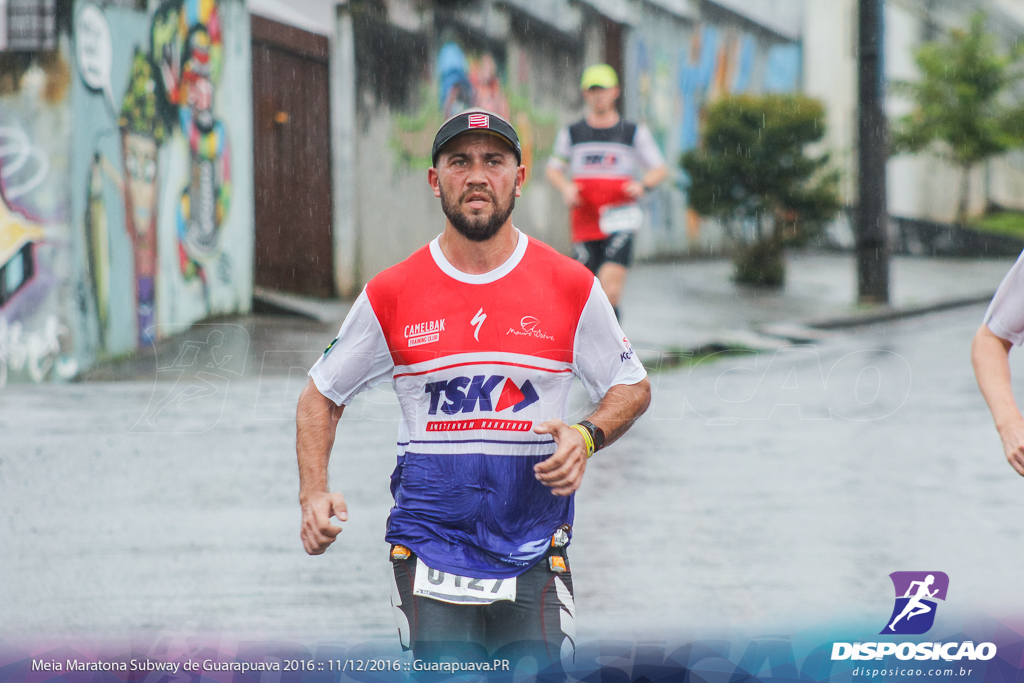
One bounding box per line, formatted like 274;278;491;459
881;571;949;635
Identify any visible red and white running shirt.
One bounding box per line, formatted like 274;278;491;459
547;119;665;243
308;229;646;578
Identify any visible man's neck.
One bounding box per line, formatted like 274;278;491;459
586;109;620;129
438;222;519;275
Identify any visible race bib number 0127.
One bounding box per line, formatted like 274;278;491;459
413;559;517;605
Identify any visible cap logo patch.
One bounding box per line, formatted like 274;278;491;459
467;113;489;128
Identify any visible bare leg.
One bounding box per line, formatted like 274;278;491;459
906;604;931;620
890;606;914;630
597;262;628;309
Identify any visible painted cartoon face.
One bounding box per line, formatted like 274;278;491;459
123;133;158;235
184;28;215;131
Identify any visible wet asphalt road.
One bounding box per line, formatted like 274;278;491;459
2;303;1023;647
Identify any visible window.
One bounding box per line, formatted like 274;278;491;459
2;0;57;52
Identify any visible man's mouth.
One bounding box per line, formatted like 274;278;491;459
463;193;492;210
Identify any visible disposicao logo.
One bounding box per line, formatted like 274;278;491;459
882;571;948;635
830;571;997;663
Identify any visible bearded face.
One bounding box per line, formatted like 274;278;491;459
432;132;521;242
438;179;516;242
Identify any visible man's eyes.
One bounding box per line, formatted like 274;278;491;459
449;157;505;167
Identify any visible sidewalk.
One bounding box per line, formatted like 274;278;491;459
620;251;1017;362
82;251;1018;382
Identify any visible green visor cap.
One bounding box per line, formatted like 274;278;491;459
581;63;618;89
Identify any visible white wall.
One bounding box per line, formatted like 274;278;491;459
802;0;857;202
249;0;336;35
805;0;1024;226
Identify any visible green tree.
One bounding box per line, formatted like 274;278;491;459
681;94;840;287
891;12;1024;226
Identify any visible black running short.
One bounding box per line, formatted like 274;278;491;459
389;548;576;668
573;232;635;274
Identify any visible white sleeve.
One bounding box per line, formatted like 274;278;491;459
308;288;394;406
633;124;666;171
572;278;648;402
984;250;1024;345
547;127;572;172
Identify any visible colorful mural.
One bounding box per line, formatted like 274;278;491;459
392;41;557;180
0;199;75;387
153;0;232;310
68;0;247;368
631;23;801;242
674;25;801;156
119;49;167;345
0;50;77;387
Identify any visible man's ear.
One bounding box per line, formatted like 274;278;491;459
427;167;441;198
515;165;526;197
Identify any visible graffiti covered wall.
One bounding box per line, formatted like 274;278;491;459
69;0;252;370
625;6;802;255
0;48;78;387
353;7;575;280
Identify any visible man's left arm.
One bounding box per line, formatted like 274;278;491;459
625;123;670;199
534;378;651;496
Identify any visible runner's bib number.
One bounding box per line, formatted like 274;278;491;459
599;203;643;234
413;559;517;605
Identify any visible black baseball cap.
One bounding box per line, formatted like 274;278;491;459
431;110;522;167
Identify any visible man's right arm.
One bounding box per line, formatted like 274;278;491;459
297;377;348;554
971;324;1024;476
546;165;579;208
296;288;395;553
546;127;578;207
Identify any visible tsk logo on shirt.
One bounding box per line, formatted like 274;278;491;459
582;153;618;167
424;376;539;415
405;319;446;347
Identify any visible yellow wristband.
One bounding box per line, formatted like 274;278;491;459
570;423;595;458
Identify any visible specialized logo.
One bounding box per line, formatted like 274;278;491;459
405;318;445;347
425;376;539;415
882;571;949;635
471;307;487;341
467;113;489;128
620;336;635;362
506;316;554;341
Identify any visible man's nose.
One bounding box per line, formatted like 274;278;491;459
464;159;490;184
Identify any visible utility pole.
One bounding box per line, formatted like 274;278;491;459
857;0;890;304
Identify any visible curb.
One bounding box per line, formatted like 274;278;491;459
805;293;995;331
252;286;350;324
639;292;995;371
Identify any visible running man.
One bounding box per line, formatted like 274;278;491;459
546;64;669;319
972;250;1024;476
888;574;938;631
296;110;651;665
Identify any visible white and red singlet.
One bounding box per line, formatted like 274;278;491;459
309;229;646;579
547;119;665;243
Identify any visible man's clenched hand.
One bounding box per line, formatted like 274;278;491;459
300;491;348;555
533;420;588;496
